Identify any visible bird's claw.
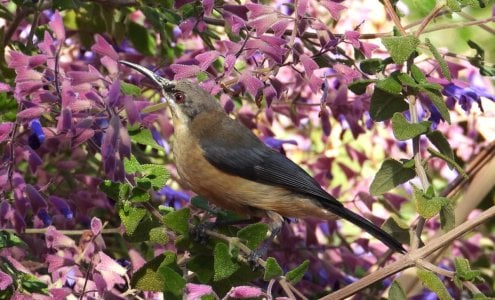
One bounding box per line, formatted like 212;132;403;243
247;245;268;270
190;222;215;244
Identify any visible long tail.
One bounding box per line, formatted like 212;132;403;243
324;203;406;253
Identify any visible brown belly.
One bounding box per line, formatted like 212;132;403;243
172;124;335;220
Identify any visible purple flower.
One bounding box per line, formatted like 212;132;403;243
37;208;52;226
0;270;13;291
263;137;297;154
49;196;74;220
157;186;190;208
443;83;495;113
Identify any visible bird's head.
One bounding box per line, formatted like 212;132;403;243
120;60;223;123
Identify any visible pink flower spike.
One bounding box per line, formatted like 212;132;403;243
0;82;10;93
91;34;119;61
195;51;220;71
170;64;202;80
320;0;347;20
345;31;361;48
300;54;319;77
91;217;103;236
17;107;45;120
247;13;279;36
0;122;13;143
45;226;76;249
333;63;361;84
246;3;275;18
49;11;65;40
240;73;264;96
203;0;214;16
0;270;12;290
360;41;379;58
96;252;127;276
228;286;263;298
186;283;214;300
297;0;309;17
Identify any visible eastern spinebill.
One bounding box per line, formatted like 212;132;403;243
120;60;405;254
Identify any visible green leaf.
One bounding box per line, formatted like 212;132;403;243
360;59;384;75
213;242;240;281
425;38;451;81
124;155;142;173
286;260;309;284
19;273;49;294
129;187;150;202
128;128;164;151
370;89;408;122
369;76;408;121
149;226;169;244
120;81;141;96
264;257;283;280
0;94;18;122
128;22;157;56
370;159;416;196
381;215;411;245
348;79;376;95
131;254;167;291
411;65;427;84
454;258;482;281
0;231;26;249
446;0;462;11
414;186;450;218
426;131;454;161
440;203;455;232
397;73;419;88
423;89;451;124
158;265;186;295
100;180;124;201
427;148;467;178
197;71;209;82
391;113;431;141
382;35;420;64
163;208;190;235
389;281;407;300
237;223;268;250
124;215;162;243
473;293;490;299
119;206;147;235
187;255;214;283
141;164;169;189
417;268;453;300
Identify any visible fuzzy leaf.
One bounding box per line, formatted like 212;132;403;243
124;155;142;173
158;265;186;295
128;128;163;151
360;58;383;75
187;255;214;283
128;22;157;56
370;159;416;196
426;38;451;80
440;203;455;232
381;215;411;245
417;268;453;300
411;65;427;83
213;242;240;281
426;131;454;161
455;258;482;281
237;223;268;250
286;260;309;284
163;208;190;235
131;254;167;291
141;164;169;189
119;206;147;235
382;35;420;64
264;257;283;280
423;89;451;123
391;113;431;141
0;231;26;249
149;226;169;244
389;281;407;300
414;187;450;219
427;148;467;178
120;81;141;96
348;79;375;95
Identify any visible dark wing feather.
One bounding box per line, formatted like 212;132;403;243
198;117;337;204
197;117;405;253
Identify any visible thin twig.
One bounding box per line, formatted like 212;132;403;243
415;4;445;37
382;0;407;35
320;204;495;299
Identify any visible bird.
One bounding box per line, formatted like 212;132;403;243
120;60;406;255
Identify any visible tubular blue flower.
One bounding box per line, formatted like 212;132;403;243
263;137;297;154
49;196;74;220
28;119;45;149
443;83;495;113
37;208;52;226
157;186;190;208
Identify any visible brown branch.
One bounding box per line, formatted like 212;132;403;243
319;204;495;300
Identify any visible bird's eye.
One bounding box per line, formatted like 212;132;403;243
174;91;185;103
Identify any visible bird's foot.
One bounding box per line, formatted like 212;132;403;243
190;222;215;244
247;244;269;270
